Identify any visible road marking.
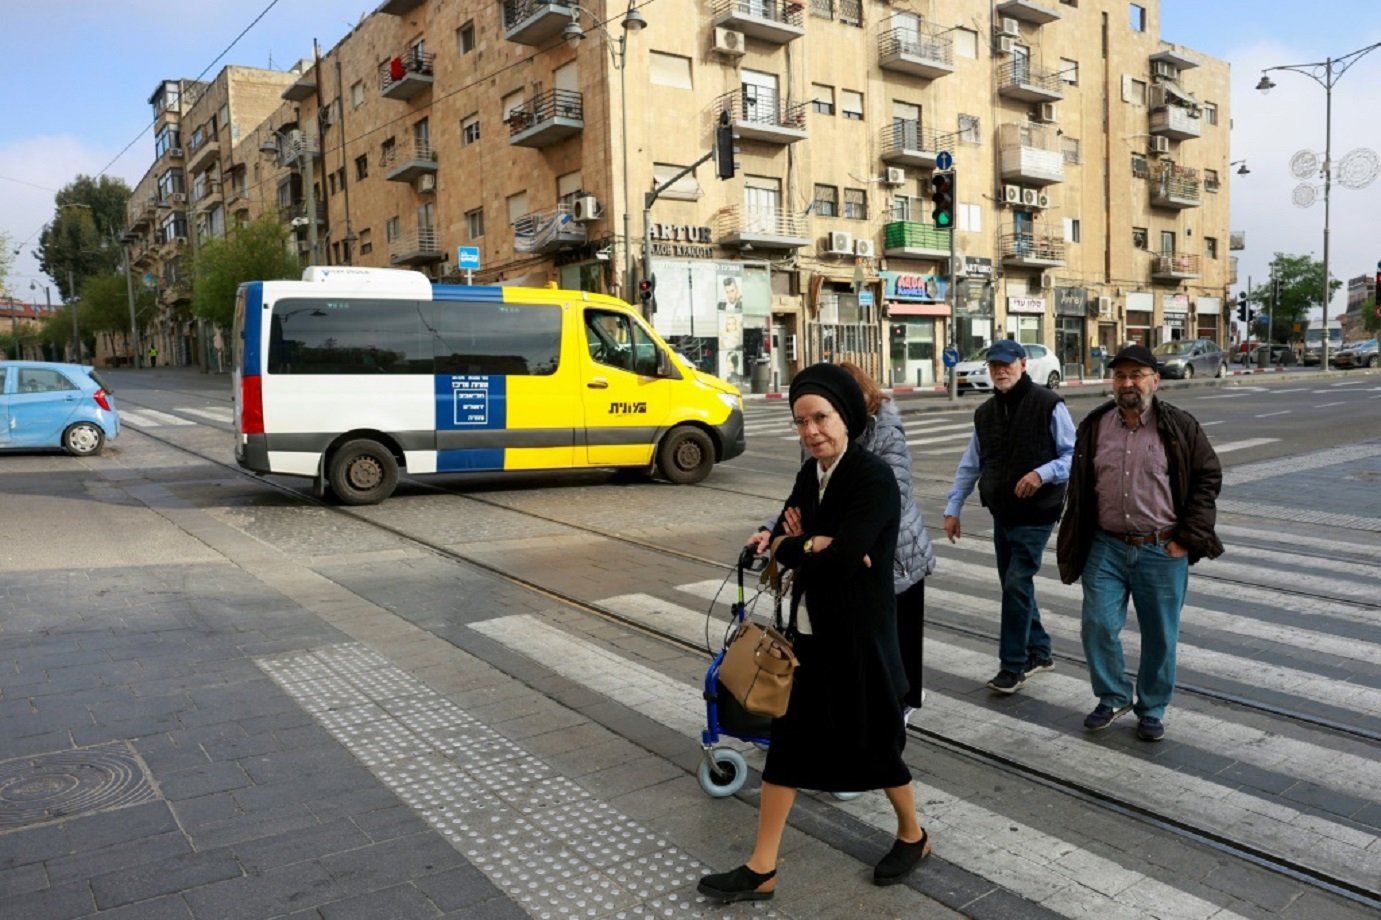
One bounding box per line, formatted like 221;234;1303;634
1223;443;1381;486
1209;437;1278;453
1254;410;1292;418
1197;392;1255;399
179;406;232;423
118;408;195;428
1313;401;1348;408
905;431;977;447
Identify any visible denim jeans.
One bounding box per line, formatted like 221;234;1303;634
1080;530;1189;720
991;520;1055;673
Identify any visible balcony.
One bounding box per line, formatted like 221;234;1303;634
502;0;578;46
718;89;807;145
710;0;805;45
390;227;444;266
1000;228;1066;268
507;89;584;149
379;0;426;12
195;183;224;213
877;25;955;80
715;205;810;250
278;200;326;227
1151;252;1201;281
383;141;438;183
996;0;1061;25
282;77;316;102
1151;164;1201;209
186;136;219;173
128;196;156;231
998;122;1064;186
378;49;435;101
514;205;587;254
883;221;952;259
1150;102;1202;140
996;59;1065;104
879;122;950;168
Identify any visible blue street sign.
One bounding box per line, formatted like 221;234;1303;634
457;246;481;270
936;150;954;171
858;291;874;307
942;346;961;368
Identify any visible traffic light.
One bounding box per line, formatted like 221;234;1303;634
1236;301;1249;323
1271;275;1282;306
637;274;656;312
930;172;955;229
714;110;736;180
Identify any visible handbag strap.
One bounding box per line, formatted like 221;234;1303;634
763;535;800;639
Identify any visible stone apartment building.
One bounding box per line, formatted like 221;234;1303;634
123;0;1234;389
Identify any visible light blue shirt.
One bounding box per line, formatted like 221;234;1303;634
944;401;1075;519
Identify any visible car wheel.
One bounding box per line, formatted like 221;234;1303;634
1046;370;1061;389
1215;361;1226;378
656;426;715;484
1183;364;1195;379
63;422;105;457
327;439;399;505
1368;355;1379;369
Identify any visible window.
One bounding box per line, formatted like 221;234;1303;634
1132;227;1148;249
462;113;480;146
386;217;400;243
585;309;659;376
1159;230;1175;255
809;0;831;20
352;80;365;109
843;188;866;220
813;184;839;217
653;163;701;200
1204;168;1221;192
457;20;476;55
958;114;981;144
1126;77;1147;105
507;192;529;225
812;84;835;116
1205;237;1218;259
332;241;341;263
1131;153;1149;177
1059;58;1079;85
501;90;525;124
355;154;368;180
958;202;982;232
381;137;396;164
1130;3;1145;31
953;28;978;59
1203;102;1218;125
467;208;485;240
837;0;862;26
359;228;372;255
328;172;337;195
840;90;863;120
649;52;693;89
1063;217;1081;243
1061;136;1081;164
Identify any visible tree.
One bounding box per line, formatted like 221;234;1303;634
36;176;132;302
192;215;301;328
1246;253;1343;343
0;230;14;295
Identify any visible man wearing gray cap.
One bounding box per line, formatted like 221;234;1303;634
1056;344;1223;741
943;339;1075;695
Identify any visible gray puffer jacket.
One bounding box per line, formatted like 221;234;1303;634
861;400;937;592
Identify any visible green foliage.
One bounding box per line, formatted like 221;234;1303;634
79;271;134;335
36;176;132;301
1364;294;1379;335
0;231;13;295
1246;253;1343;343
193;215;301;328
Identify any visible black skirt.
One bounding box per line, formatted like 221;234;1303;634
761;634;912;792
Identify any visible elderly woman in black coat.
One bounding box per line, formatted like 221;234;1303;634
698;363;931;903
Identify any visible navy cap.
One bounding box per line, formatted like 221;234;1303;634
986;339;1027;364
1108;344;1157;370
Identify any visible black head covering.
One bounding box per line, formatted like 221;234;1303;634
789;362;867;440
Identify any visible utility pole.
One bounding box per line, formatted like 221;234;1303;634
120;237;141;368
66;267;82;362
7;296;17;360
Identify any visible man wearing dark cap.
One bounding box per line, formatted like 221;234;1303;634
943;339;1075;695
1056;344;1223;741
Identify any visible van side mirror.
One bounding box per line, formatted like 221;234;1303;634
656;346;672;378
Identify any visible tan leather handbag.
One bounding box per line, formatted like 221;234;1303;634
719;621;798;718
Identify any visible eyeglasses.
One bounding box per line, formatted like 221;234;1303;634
791;410;837;431
1112;371;1155;382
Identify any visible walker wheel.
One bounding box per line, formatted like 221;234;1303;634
698;748;748;798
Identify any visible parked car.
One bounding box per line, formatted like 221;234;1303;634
0;361;120;456
1152;338;1226;379
951;342;1063;392
1332;339;1379;369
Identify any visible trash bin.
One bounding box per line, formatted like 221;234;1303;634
751;358;772;394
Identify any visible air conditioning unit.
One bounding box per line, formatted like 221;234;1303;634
1039;271;1055;289
169;147;184;158
827;230;853;254
1021;188;1039;207
998;36;1016;55
1151;61;1178;80
572;195;602;222
1035;190;1051;209
883;167;906;186
854;238;876;258
170;192;187;204
416;174;437;193
999;17;1020;36
949;256;969;276
1097;295;1113;316
1003;184;1022;205
713;27;745;57
1034;102;1058;123
1148;135;1171;155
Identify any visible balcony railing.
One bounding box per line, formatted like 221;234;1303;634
383;140;438;183
998;122;1064;186
883;221;952;258
715;205;810;249
502;0;578;45
1228;256;1239;286
877;25;954;80
186;136;219;173
514;205;587;254
389;228;443;266
710;0;805;44
718;89;808;144
378;48;436;101
1151;164;1201;209
879;121;950;168
999;229;1066;266
1150;252;1201;280
507;89;585;148
996;59;1065;103
277;200;326;227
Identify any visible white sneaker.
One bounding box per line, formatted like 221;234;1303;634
903;706;918;726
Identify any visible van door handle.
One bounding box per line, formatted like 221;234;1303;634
587;377;609;389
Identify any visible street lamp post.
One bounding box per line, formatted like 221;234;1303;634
1257;40;1381;371
563;2;647;304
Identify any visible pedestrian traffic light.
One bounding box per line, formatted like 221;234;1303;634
1236;301;1249;323
638;275;656;311
714;110;736;180
1271;275;1282;305
930;172;955;229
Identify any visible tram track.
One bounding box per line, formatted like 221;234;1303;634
117;408;1381;910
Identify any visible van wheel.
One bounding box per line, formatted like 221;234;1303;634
328;439;398;505
657;427;714;484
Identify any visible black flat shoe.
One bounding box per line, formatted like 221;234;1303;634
697;864;777;902
873;829;931;886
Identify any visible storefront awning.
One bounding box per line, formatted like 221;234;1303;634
888;302;951;317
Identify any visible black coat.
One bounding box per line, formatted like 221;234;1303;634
762;444;911;791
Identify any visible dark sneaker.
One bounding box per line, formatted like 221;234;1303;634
1024;654;1055;674
1083;702;1132;731
986;670;1027;694
1136;716;1165;742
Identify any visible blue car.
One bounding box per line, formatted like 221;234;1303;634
0;361;120;456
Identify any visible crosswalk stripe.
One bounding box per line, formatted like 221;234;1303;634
179;406;232;423
1210;437;1279;452
1214;522;1381;557
471;614;1255;920
119;408;195;427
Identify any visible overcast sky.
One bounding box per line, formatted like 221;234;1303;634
2;0;1378;319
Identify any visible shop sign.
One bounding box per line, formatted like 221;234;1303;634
1054;287;1088;316
1161;292;1189;313
963;256;994;278
1007;296;1046;314
649;223;715;258
882;271;947;302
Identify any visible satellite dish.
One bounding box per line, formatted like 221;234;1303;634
1289;149;1319;179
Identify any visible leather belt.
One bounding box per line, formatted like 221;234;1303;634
1110;527;1175;546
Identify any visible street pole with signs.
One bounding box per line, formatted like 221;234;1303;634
933;150;958;400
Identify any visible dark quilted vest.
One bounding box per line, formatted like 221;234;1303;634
975;375;1066;526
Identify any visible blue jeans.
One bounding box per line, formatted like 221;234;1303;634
1080;530;1189;720
991;520;1055;673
